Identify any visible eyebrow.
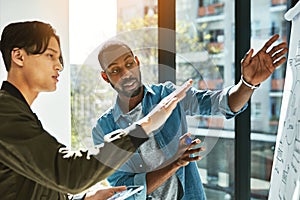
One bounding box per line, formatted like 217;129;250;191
47;48;59;54
107;54;133;69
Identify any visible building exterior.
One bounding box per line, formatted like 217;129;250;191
70;0;288;198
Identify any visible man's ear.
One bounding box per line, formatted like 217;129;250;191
135;55;140;66
101;71;110;83
11;48;24;66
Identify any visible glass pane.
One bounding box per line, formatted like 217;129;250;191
176;0;235;199
116;0;159;85
70;0;158;149
250;0;287;199
70;0;117;149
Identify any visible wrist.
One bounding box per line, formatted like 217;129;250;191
171;161;181;169
241;75;260;90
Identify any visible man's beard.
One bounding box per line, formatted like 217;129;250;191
110;78;143;98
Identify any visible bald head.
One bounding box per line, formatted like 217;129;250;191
98;40;133;71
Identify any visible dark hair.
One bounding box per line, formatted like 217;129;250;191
0;21;63;71
98;40;133;70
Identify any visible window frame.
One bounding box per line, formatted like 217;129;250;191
157;0;294;199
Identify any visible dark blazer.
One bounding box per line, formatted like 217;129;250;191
0;88;147;199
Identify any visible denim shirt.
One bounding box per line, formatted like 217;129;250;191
92;82;247;200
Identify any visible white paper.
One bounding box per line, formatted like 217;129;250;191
269;1;300;199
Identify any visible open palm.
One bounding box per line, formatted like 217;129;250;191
241;34;288;86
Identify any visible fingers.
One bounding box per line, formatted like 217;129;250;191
163;96;179;111
181;133;201;149
268;42;288;62
241;49;254;65
165;79;193;102
174;92;187;102
185;155;202;162
161;79;193;109
187;146;205;155
177;134;202;155
261;34;280;52
179;146;204;163
273;57;287;68
162;79;193;106
175;137;205;166
268;42;288;68
140;80;192;134
174;79;193;101
179;133;201;149
189;138;201;148
268;42;287;55
179;132;192;145
110;186;127;193
180;138;204;157
272;50;287;63
156;95;179;113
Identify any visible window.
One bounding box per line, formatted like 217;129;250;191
252;102;262;118
176;0;236;198
250;0;288;199
69;0;290;199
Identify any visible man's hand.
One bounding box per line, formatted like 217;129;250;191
241;34;288;86
145;132;205;194
84;186;126;200
172;133;204;168
138;79;193;134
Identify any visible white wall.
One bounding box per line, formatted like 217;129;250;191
0;0;71;147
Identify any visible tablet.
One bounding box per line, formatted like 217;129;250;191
107;185;144;200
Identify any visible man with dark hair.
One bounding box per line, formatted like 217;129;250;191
0;20;189;200
92;35;288;199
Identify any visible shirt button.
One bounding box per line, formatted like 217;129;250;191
140;164;143;168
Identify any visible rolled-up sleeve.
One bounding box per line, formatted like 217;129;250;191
219;86;248;119
177;83;248;119
133;173;147;199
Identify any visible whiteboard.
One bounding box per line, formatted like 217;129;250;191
269;1;300;199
